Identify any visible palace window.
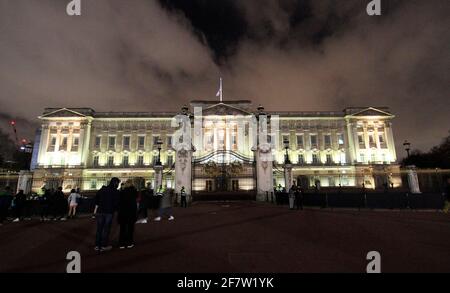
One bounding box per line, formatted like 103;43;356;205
123;155;129;167
338;134;345;146
360;153;366;163
297;135;304;149
153;136;160;147
58;136;68;151
310;135;318;148
71;136;79;152
326;154;333;165
95;136;101;148
93;156;99;167
123;136;131;150
324;135;331;148
108;137;116;150
167;155;173;167
167;136;173;148
312;154;319;164
298;154;305;165
137;155;144;167
49;136;57;152
107;155;114;167
358;134;365;147
138;136;145;149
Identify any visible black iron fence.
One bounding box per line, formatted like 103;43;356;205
272;191;446;210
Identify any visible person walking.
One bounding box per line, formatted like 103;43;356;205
137;183;152;224
180;186;188;208
12;190;27;222
94;177;120;252
67;189;81;218
118;180;138;249
154;186;174;221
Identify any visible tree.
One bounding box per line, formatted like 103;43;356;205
402;131;450;169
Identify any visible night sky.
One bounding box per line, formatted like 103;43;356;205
0;0;449;157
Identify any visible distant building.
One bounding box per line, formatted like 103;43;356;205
29;100;401;199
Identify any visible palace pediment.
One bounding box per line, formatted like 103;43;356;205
347;107;393;118
41;108;94;118
201;103;252;116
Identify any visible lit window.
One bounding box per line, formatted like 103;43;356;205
326;154;332;164
137;155;144;167
123;156;129;167
93;156;99;167
71;136;79;152
338;134;344;146
312;154;319;164
107;155;114;167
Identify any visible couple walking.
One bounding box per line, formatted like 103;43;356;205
94;178;138;252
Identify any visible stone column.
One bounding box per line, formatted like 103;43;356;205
154;165;163;191
407;165;421;194
284;164;293;189
17;171;33;194
253;146;274;202
175;148;195;203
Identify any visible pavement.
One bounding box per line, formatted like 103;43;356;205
0;202;449;273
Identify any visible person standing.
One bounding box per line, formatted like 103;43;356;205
288;185;296;210
137;183;153;224
0;187;13;226
39;188;50;221
94;178;120;252
295;186;304;210
154;186;174;221
67;189;81;218
12;190;27;222
118;180;138;249
180;186;187;208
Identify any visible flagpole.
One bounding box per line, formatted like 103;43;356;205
220;77;223;102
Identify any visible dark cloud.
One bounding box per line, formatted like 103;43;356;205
0;0;449;157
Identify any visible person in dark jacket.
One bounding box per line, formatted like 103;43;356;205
94;177;120;252
118;180;138;249
180;186;188;208
295;186;304;210
0;186;13;225
12;190;27;222
39;188;51;221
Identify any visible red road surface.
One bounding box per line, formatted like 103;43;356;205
0;202;449;273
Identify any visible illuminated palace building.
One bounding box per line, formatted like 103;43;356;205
30;100;401;199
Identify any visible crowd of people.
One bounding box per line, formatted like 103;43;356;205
274;184;305;210
0;186;87;225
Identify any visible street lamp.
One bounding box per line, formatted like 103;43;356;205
156;138;163;166
403;140;411;158
283;137;291;165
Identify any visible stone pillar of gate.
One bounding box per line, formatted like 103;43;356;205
17;170;33;194
175;147;195;203
284;164;293;189
253;145;274;202
154;165;163;191
406;165;421;194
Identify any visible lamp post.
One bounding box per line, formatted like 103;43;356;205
156;138;163;166
283;137;291;165
403;140;411;158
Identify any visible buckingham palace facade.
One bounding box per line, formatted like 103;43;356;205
27;100;402;200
